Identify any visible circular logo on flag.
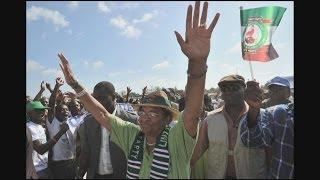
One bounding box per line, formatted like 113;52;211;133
243;22;268;50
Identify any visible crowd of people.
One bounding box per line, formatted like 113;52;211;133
26;1;294;179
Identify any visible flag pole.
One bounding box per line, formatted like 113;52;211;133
240;6;255;80
249;61;254;80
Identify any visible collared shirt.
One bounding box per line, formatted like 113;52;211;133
47;113;88;161
222;103;249;178
46;118;74;161
240;103;294;179
97;106;117;175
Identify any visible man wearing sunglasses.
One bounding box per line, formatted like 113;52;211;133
191;75;268;179
262;76;291;109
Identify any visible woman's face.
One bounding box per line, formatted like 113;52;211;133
137;106;169;135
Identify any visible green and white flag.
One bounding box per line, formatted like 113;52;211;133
240;6;286;62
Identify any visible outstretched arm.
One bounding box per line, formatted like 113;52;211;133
58;53;112;131
142;86;147;99
125;87;132;103
31;122;69;155
240;81;274;148
47;77;64;123
175;1;220;137
46;83;54;94
33;81;46;101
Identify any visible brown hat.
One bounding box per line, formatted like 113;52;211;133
218;74;246;87
134;90;180;120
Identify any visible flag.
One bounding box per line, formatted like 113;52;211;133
240;6;286;62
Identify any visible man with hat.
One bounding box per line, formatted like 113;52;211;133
261;76;292;173
191;75;268;179
262;76;291;109
26;101;69;178
240;81;294;178
57;1;220;178
75;81;138;179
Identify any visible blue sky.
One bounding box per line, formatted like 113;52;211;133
26;1;293;98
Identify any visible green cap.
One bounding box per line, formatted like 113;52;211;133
26;101;50;112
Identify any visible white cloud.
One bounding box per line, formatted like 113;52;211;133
27;6;70;29
27;59;65;79
98;2;111;13
67;1;79;10
152;61;171;70
110;16;141;38
27;60;45;72
41;68;63;77
110;16;128;29
121;25;141;38
133;10;158;24
92;60;104;68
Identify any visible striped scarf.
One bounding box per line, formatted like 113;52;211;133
126;126;171;179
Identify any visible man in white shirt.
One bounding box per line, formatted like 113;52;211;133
45;77;80;179
26;101;69;179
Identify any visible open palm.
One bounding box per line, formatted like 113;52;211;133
175;1;220;61
58;53;77;86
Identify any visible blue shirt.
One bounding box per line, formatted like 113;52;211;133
240;103;294;179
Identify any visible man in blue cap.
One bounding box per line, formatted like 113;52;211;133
261;76;292;175
262;76;291;109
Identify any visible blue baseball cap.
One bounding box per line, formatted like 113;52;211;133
266;76;290;88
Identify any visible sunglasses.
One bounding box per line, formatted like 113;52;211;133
269;85;287;92
137;111;161;119
220;85;242;92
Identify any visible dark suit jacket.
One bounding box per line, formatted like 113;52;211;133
78;107;138;179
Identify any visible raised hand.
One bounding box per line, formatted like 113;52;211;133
46;83;53;92
175;1;220;61
127;87;132;94
244;80;263;109
58;53;78;89
142;86;147;93
40;81;46;91
56;77;65;87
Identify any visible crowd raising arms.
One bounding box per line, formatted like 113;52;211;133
57;1;220;138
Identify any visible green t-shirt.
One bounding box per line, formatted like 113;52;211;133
109;114;196;179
